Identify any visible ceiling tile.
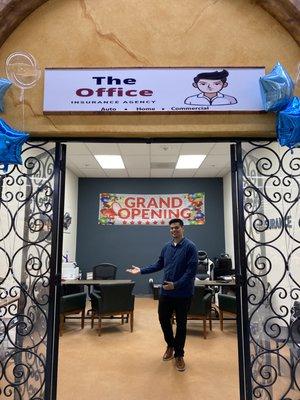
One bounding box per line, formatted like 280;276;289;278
66;161;83;176
217;167;231;177
210;143;231;155
172;169;197;177
180;143;214;154
150;155;178;163
69;155;100;169
123;155;150;169
150;169;173;177
65;143;91;156
201;155;230;168
150;143;181;156
119;143;149;155
127;168;150;177
105;170;129;177
81;168;107;178
194;168;221;177
85;143;120;154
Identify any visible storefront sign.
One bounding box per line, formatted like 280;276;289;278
98;193;205;226
44;67;264;113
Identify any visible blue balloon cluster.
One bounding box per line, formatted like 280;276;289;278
276;97;300;148
0;118;29;172
259;62;294;112
259;62;300;148
0;78;12;112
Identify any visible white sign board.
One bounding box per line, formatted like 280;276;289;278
43;67;265;113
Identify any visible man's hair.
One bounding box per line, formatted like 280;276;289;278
194;69;229;84
169;218;184;226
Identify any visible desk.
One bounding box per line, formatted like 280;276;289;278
195;279;236;287
62;279;132;286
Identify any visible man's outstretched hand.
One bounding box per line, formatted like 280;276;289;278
126;265;141;275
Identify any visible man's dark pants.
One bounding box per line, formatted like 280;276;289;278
158;296;192;358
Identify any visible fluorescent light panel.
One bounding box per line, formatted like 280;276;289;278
94;155;125;169
175;155;206;169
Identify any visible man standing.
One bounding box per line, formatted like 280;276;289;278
126;218;198;372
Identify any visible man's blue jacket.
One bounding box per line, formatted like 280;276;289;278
141;237;198;298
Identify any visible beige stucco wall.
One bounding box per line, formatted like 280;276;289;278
0;0;299;138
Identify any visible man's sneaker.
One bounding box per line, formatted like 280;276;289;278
175;356;185;371
162;346;174;361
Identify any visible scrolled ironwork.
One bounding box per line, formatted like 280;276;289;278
0;142;55;399
242;142;300;399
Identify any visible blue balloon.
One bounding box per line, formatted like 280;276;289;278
259;62;294;112
0;118;29;172
0;78;12;112
276;97;300;148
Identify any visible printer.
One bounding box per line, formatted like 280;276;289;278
61;262;80;280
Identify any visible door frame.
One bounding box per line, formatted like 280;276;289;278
32;137;272;400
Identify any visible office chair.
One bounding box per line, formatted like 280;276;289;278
172;286;213;339
90;282;135;336
218;293;237;331
92;263;117;292
213;254;234;280
60;292;87;335
196;250;210;280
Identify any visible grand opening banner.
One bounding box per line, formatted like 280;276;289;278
44;67;264;113
99;193;205;226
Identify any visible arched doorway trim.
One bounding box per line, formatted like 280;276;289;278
0;0;299;48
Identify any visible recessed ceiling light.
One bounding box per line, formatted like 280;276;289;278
94;155;125;169
175;155;206;169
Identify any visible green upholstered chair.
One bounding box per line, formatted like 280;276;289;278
90;282;135;336
187;286;213;339
218;293;237;331
60;292;87;336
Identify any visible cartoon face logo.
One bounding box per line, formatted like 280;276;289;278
184;69;237;106
194;79;227;94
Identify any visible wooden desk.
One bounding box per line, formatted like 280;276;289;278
195;279;236;287
61;279;133;285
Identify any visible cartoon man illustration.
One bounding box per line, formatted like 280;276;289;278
184;69;237;106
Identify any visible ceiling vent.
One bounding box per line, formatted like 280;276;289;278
150;162;176;169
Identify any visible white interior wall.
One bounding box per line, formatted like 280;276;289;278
62;167;78;263
223;171;235;266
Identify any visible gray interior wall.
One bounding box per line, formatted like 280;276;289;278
76;178;225;295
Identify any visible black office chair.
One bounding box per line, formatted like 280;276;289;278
90;282;135;336
60;292;87;336
172;286;213;339
213;254;234;280
218;293;237;331
92;263;117;292
188;286;213;339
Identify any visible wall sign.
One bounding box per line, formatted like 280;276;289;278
99;193;205;226
43;67;264;113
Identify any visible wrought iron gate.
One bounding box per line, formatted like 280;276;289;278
0;142;65;400
234;141;300;400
